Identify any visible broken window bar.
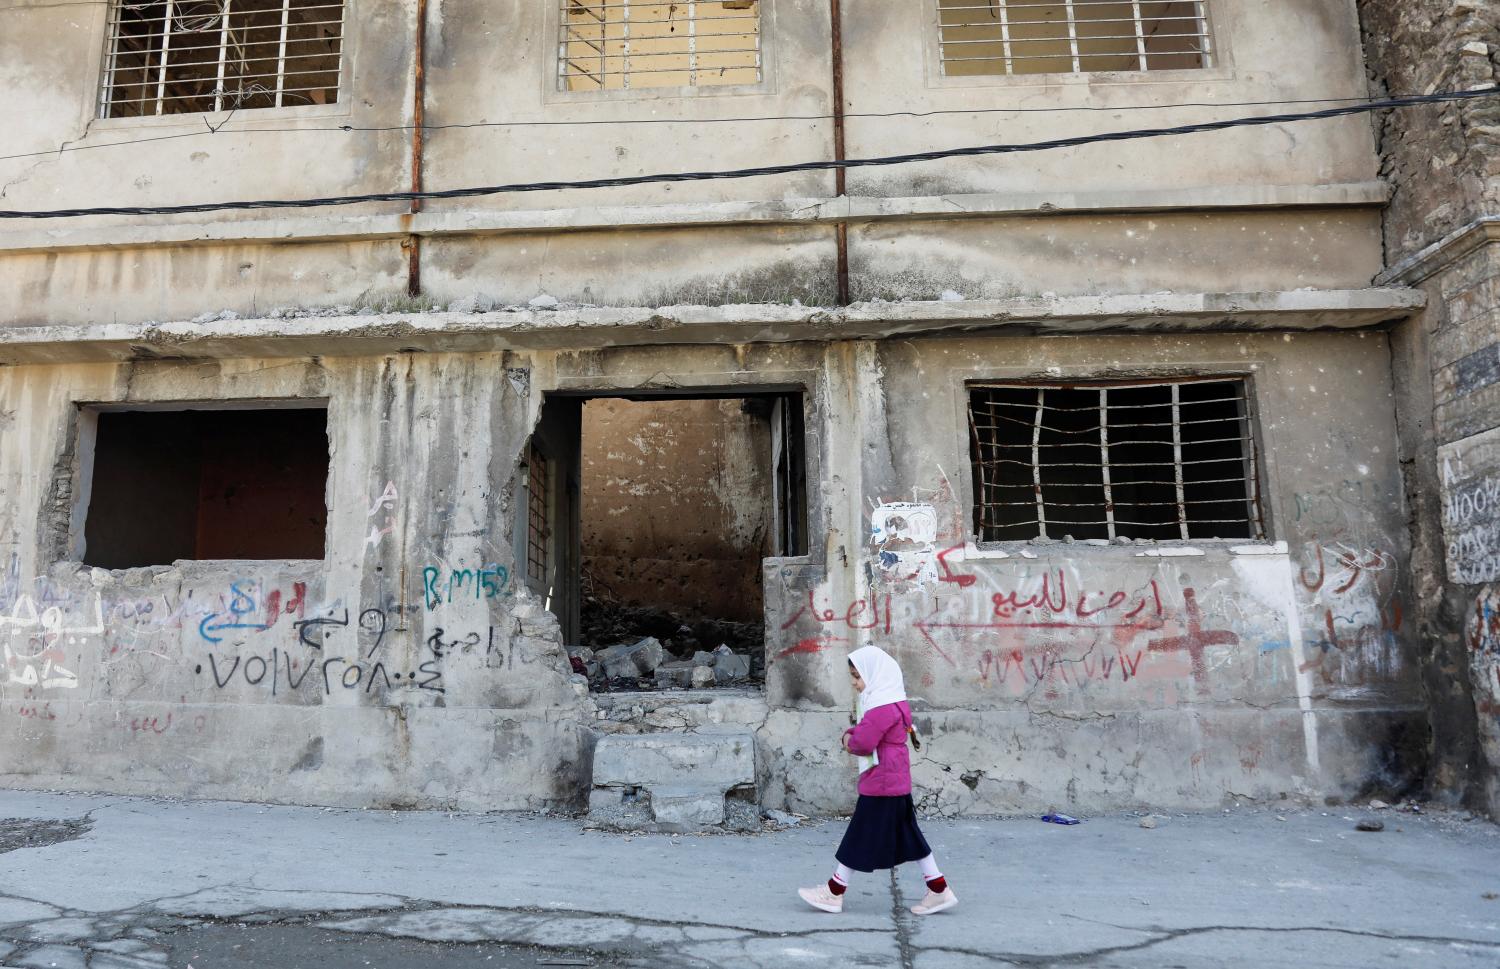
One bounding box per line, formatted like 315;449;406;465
1065;0;1081;73
1031;388;1047;540
214;0;232;113
1170;383;1189;539
1098;388;1115;539
1131;0;1147;70
998;0;1014;75
155;0;176;117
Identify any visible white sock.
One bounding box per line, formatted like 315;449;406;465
832;863;854;886
917;854;942;880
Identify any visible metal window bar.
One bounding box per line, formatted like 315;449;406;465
558;0;761;91
937;0;1212;76
527;445;550;586
969;379;1261;543
100;0;345;118
1170;383;1189;539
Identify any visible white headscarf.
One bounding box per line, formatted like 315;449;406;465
849;645;907;717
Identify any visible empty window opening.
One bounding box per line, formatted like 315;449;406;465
937;0;1212;77
528;392;806;694
100;0;345;118
558;0;762;91
969;378;1261;543
81;407;329;568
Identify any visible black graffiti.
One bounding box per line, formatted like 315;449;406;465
292;609;349;650
426;626;489;659
196;649;444;695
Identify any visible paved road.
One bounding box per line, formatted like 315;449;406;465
0;790;1497;968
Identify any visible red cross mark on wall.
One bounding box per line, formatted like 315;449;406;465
1148;588;1238;695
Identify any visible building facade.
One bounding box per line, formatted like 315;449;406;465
0;1;1480;816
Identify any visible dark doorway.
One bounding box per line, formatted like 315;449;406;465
525;391;806;691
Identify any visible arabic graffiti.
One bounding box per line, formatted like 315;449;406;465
1;591;101;690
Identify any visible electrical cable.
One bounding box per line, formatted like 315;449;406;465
0;89;1464;165
2;87;1495;221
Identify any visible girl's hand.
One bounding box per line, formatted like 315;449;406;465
841;732;852;753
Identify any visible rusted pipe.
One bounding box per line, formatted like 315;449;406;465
830;0;849;306
406;0;428;297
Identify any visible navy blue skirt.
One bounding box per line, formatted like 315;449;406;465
835;794;932;873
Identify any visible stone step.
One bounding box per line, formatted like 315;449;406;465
588;731;757;833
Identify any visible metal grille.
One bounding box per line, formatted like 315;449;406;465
558;0;762;91
526;443;551;586
969;378;1262;543
937;1;1212;76
100;1;345;118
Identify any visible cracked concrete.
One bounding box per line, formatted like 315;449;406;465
0;791;1495;968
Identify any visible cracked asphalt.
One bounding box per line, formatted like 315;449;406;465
0;791;1497;968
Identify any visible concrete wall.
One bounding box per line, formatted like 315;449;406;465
0;0;1386;323
0;353;589;810
1359;0;1500;814
580;398;772;624
0;330;1422;814
0;0;1433;814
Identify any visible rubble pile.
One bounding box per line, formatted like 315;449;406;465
573;596;764;692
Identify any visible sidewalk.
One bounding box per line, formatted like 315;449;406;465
1;790;1497;969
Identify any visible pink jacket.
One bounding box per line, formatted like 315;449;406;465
843;701;913;797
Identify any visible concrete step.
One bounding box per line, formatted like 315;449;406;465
588;731;757;833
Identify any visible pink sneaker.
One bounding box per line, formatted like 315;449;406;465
797;884;844;913
909;887;958;915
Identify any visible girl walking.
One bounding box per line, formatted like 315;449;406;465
798;645;958;916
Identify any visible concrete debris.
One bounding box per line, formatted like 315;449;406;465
1356;819;1386;832
1370;799;1389;810
528;294;560;309
595;637;664;680
1139;816;1158;829
764;809;803;827
653;660;696;690
713;650;751;684
690;665;715;688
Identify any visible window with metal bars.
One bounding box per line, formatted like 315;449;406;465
969;378;1263;543
526;442;551;587
558;0;762;92
937;0;1212;77
100;1;344;118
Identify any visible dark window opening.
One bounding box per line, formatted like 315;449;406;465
527;391;807;693
969;378;1262;543
82;407;329;568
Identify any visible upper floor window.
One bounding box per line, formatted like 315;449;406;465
937;1;1212;77
558;1;762;92
969;378;1262;543
100;1;345;118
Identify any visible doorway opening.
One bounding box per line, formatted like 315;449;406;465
522;391;807;693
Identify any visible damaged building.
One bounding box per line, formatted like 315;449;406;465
0;0;1497;824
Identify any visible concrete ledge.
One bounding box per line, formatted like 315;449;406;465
0;289;1426;364
1377;215;1500;286
0;181;1391;254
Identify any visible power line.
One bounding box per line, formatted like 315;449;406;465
0;90;1460;165
3;87;1495;221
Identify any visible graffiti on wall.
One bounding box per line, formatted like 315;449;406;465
1;565;97;690
1440;428;1500;584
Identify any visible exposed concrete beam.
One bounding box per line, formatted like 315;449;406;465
0;289;1425;365
0;182;1391;255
